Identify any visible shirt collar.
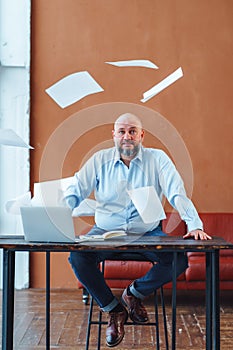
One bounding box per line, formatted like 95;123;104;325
113;145;143;165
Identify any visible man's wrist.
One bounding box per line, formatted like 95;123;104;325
65;195;78;210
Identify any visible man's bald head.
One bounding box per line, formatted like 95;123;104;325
114;113;142;130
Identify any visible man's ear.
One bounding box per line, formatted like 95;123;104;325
140;129;145;141
112;130;115;138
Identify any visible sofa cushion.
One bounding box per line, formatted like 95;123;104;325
186;255;233;281
199;213;233;243
103;260;185;281
188;213;233;259
103;261;153;279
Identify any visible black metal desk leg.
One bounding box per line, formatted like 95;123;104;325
206;252;212;350
171;252;177;350
212;250;220;350
2;249;15;350
46;252;50;349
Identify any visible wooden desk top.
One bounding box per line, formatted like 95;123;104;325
0;235;232;252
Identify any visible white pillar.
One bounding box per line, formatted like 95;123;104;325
0;0;31;289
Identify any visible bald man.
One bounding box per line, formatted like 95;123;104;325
64;113;211;347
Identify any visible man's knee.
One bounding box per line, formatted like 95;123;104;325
69;251;89;269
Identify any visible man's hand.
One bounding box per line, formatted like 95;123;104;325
183;229;212;240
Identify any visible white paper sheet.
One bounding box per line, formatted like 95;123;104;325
5;177;85;216
0;129;33;148
32;177;74;207
141;67;183;102
5;191;32;215
32;178;97;216
127;186;166;224
45;71;104;108
105;59;158;69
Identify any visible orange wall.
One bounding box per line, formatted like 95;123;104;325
30;0;233;288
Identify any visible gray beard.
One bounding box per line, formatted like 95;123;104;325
118;144;140;158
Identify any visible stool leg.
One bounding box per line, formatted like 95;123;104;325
96;260;105;349
160;287;169;350
154;289;160;350
86;261;105;350
97;309;102;350
85;296;94;350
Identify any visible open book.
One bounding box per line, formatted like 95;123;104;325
78;230;127;241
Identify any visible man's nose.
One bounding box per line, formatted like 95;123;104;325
123;131;132;139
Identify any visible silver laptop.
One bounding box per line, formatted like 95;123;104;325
20;206;77;243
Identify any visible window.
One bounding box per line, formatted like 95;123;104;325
0;0;31;288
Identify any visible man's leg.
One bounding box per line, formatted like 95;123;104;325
69;250;119;310
122;251;188;324
129;226;188;297
122;227;188;323
69;236;128;347
70;225;121;310
130;251;188;298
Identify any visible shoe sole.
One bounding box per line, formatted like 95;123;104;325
106;332;125;347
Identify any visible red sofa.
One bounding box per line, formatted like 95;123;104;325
81;213;233;291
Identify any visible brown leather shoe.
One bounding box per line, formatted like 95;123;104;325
122;288;149;324
106;306;128;347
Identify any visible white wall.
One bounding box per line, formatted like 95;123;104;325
0;0;31;289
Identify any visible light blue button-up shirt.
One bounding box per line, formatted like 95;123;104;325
64;146;203;233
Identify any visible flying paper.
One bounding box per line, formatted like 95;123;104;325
0;129;33;149
32;177;74;207
127;186;166;224
5;191;32;215
141;67;183;102
45;71;104;108
6;176;96;219
105;59;158;69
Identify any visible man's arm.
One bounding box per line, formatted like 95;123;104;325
157;151;212;240
63;153;97;209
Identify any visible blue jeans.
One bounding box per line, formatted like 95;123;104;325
69;225;188;312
